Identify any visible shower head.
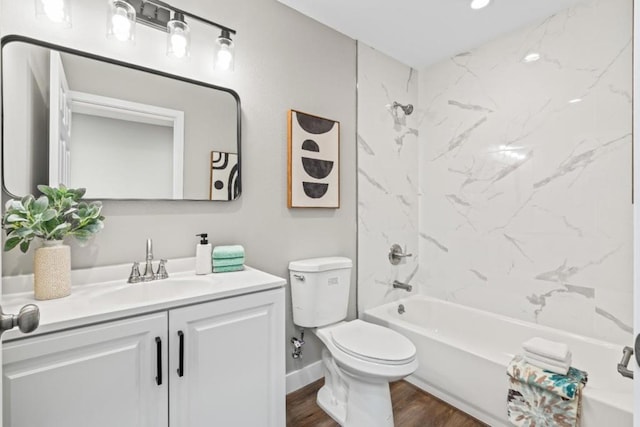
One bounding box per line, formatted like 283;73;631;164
392;101;414;115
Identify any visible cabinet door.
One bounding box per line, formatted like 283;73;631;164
3;313;168;427
169;288;285;427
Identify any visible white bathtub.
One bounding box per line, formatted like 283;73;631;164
364;295;633;427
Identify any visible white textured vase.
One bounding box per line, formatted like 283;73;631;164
33;240;71;300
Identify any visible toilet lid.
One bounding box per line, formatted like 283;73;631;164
330;320;416;365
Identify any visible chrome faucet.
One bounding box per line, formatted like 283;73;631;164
142;238;155;282
127;239;169;283
392;280;412;292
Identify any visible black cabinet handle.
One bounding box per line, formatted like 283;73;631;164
155;337;162;386
177;330;184;377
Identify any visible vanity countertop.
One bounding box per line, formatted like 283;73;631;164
0;262;286;342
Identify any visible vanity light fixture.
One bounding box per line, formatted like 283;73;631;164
35;0;72;27
167;12;190;59
470;0;491;10
213;30;235;71
107;0;137;43
110;0;236;70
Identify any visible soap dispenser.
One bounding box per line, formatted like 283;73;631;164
195;233;212;275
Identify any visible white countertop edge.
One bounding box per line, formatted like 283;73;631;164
1;265;286;342
2;257;199;295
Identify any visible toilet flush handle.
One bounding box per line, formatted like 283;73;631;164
293;274;305;281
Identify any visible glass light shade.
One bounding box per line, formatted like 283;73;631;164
35;0;72;27
107;0;136;43
167;14;191;59
213;31;235;71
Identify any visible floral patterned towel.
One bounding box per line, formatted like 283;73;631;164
507;355;588;399
506;355;588;427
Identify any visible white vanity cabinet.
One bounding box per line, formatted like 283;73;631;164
2;287;285;427
3;312;169;427
169;288;285;427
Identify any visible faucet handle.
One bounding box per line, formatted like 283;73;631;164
156;259;169;280
128;262;141;283
389;244;413;265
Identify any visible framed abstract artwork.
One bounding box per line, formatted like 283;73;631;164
210;151;239;201
287;110;340;208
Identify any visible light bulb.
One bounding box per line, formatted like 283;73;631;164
170;29;188;58
111;8;132;41
107;0;135;43
43;0;65;22
171;34;188;58
36;0;71;26
214;30;235;71
167;14;190;59
216;45;233;70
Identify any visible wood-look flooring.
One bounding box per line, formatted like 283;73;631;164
286;379;487;427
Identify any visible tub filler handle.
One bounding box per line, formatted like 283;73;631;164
389;244;413;265
617;346;634;379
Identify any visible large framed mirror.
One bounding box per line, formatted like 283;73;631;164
1;36;241;201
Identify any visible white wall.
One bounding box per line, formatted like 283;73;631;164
418;0;632;345
70;114;174;198
356;43;419;313
0;0;357;374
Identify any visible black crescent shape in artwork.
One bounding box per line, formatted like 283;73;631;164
212;152;229;170
231;166;240;200
227;164;239;201
301;157;334;180
302;182;329;199
301;139;320;152
296;112;336;134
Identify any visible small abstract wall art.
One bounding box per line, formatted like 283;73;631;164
288;110;340;208
210;151;239;201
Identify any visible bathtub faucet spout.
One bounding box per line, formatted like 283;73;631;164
392;280;412;292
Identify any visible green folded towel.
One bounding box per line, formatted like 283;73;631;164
212;256;245;268
213;264;245;273
213;245;245;259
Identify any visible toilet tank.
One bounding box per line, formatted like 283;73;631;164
289;257;352;328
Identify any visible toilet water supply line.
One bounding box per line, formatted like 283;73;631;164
291;329;305;358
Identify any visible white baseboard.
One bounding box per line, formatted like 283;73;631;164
286;360;324;394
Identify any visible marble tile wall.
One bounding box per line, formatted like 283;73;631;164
357;43;419;314
418;0;633;345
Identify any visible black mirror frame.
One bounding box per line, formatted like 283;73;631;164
0;34;242;202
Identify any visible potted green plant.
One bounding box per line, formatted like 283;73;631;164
2;185;104;300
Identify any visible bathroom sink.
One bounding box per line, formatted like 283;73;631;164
95;276;215;305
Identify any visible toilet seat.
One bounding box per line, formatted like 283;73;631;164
330;320;416;365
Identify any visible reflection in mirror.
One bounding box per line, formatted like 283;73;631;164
2;37;241;201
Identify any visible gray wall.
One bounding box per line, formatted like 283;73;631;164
2;43;49;196
61;51;238;199
0;0;357;374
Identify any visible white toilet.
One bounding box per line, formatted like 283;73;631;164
289;257;418;427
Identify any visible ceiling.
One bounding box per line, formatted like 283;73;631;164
276;0;584;69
